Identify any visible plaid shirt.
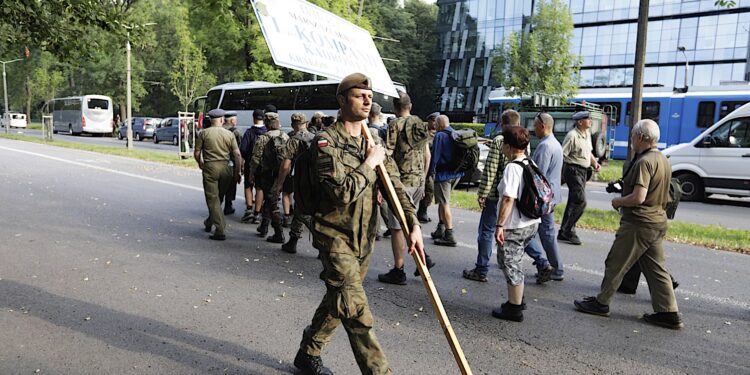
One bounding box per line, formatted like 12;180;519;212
477;135;507;201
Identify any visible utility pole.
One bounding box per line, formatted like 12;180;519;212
121;22;156;149
1;58;23;133
628;0;650;162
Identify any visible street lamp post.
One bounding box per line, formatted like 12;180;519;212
121;22;156;149
2;58;23;134
678;46;689;89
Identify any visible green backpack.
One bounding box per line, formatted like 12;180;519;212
260;133;289;173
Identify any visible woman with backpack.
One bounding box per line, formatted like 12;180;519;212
492;126;541;322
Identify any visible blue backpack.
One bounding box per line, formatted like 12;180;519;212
511;158;555;219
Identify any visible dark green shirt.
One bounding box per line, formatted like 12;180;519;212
195;126;238;162
622;149;671;224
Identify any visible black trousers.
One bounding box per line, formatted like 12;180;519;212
560;164;588;235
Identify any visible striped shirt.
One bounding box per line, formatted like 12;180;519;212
477;134;508;201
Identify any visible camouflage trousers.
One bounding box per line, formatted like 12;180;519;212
289;208;312;239
299;250;390;375
419;174;435;210
497;223;539;286
260;174;282;228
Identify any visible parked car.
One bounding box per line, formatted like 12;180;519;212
154;117;194;146
118;117;161;141
1;112;27;128
663;102;750;201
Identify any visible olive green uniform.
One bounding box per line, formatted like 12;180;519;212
419;131;436;208
195;126;239;236
248;130;290;228
384;115;428;229
284;128;315;239
596;149;678;312
223;125;243;210
299;122;419;374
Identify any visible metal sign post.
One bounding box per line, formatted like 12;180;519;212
177;111;195;159
42;115;53;141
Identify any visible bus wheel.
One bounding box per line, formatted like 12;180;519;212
676;173;704;201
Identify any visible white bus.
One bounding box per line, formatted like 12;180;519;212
203;80;404;131
45;95;113;135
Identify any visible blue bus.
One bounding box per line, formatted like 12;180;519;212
487;85;750;159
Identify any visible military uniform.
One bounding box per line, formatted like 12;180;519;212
299;121;419;374
248;125;290;239
195;114;239;239
284;128;316;240
223;112;243;214
383;115;428;229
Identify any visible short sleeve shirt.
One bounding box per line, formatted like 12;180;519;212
497;156;542;229
195;126;238;162
621;149;671;224
562;128;593;168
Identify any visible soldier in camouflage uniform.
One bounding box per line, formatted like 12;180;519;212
272;113;316;254
222;111;243;215
417;111;439;223
194;109;241;241
378;92;435;285
247;112;289;243
294;73;425;375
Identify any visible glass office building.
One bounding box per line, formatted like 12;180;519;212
436;0;750;119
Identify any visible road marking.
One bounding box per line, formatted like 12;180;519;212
426;235;750;310
0;145;202;193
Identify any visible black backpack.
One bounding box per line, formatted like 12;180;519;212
239;126;267;160
511;158;555;219
437;128;480;174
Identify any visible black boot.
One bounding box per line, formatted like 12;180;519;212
281;236;299;254
434;228;457;247
267;225;285;243
256;218;269;237
378;267;407;285
491;301;524;322
417;205;431;223
414;253;436;277
294;350;333;375
430;222;445;239
223;202;235;215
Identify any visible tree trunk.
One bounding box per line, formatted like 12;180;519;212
25;76;32;122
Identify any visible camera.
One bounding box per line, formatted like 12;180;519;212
606;179;624;194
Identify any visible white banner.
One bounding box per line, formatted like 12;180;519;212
251;0;399;97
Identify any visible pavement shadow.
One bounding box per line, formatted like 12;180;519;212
0;279;293;374
702;197;750;208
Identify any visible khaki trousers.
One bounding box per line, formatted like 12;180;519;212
202;161;232;235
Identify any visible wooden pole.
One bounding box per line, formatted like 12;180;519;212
360;123;473;375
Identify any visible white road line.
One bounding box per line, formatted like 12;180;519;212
0;145;203;193
428;235;750;309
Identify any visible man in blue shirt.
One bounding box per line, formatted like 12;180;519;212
428;115;464;246
524;113;564;282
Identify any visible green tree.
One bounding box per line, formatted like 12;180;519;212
491;0;581;98
169;4;215;111
25;51;65;120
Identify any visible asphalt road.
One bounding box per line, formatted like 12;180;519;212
14;128;178;154
0;138;748;375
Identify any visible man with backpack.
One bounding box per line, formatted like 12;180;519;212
222;111;242;215
416;111;440;224
574;119;683;330
378;92;435;285
274;113;316;254
463;109;518;282
280;113;309;227
428;115;472;247
247;112;289;243
240;109;267;224
492;126;541;322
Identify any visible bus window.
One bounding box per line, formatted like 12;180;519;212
625;101;660;125
206;89;221;111
295;84;338;110
719;101;748;120
222;89;251;110
696;101;715;128
87;98;109;109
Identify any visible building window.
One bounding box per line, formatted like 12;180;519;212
697;101;716;128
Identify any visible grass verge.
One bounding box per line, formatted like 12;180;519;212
596;159;623;182
451;189;750;254
0;133;195;168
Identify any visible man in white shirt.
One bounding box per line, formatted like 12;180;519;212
493;126;541;322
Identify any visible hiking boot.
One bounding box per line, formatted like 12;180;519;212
550;273;565;281
256;218;269;237
282;214;292;228
209;233;226;241
266;229;285;244
223;204;235;215
574;296;610;317
491;301;524;322
383;229;391;238
557;231;582;245
434;229;457;247
249;212;261;224
294;350;333;375
417;207;431;223
536;265;554;284
282;236;299;254
643;312;684;330
462;268;488;282
413;254;436;277
430;223;445;239
378;267;407;285
240;210;254;223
